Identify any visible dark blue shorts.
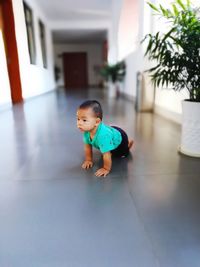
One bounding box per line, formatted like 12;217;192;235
111;126;129;157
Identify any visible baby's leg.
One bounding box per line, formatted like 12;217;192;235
111;126;130;157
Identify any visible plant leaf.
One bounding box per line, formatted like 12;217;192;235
163;27;175;42
160;4;167;16
186;0;191;7
176;0;186;10
172;4;179;16
147;2;159;12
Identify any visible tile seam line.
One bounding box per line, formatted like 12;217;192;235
127;181;162;267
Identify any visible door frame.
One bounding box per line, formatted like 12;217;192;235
0;0;23;104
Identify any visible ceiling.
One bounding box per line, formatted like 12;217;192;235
36;0;112;21
35;0;111;43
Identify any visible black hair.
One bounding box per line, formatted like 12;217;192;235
79;100;103;120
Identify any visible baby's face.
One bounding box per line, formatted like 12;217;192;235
77;108;100;132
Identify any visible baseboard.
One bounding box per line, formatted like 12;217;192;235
120;92;135;102
154;104;182;124
88;84;102;88
23;88;58;102
0;102;12;113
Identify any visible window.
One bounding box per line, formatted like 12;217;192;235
39;20;47;68
23;1;36;64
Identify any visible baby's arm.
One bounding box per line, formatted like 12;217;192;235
95;152;112;177
82;144;93;169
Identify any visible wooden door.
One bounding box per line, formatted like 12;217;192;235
0;0;22;104
63;52;88;89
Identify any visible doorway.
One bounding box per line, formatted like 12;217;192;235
63;52;88;89
0;0;22;104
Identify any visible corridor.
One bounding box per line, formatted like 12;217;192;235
1;88;200;267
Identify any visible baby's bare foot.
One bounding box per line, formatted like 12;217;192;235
128;139;134;149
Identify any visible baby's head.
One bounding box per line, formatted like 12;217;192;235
77;100;103;132
79;100;103;119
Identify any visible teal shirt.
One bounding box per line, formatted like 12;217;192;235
83;122;122;153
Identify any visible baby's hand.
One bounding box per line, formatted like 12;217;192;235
95;168;110;177
82;160;93;169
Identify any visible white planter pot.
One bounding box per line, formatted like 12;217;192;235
108;82;118;98
179;100;200;157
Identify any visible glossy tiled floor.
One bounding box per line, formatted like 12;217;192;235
0;88;200;267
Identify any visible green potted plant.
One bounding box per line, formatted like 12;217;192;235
143;0;200;157
100;61;126;98
54;65;61;82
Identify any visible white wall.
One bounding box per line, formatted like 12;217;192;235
108;0;123;64
0;31;11;106
54;43;103;87
109;0;184;124
12;0;55;99
114;0;144;99
152;0;188;123
118;0;139;60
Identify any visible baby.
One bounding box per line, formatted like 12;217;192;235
77;100;133;177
